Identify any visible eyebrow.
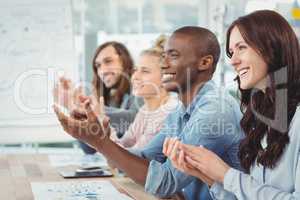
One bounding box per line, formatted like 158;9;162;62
166;49;179;54
95;56;114;65
136;66;150;70
103;56;113;61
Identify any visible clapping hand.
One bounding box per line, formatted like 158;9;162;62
163;137;230;186
53;76;84;111
53;97;111;149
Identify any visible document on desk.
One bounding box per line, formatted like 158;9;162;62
31;180;133;200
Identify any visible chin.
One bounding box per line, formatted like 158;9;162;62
132;92;142;97
240;83;252;90
163;82;179;92
105;81;119;88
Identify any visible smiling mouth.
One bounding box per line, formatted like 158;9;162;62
132;82;143;89
162;73;176;83
238;67;250;78
103;72;116;80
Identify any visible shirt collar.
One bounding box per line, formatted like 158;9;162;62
182;80;216;118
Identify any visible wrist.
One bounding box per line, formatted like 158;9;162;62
220;166;231;183
95;135;111;152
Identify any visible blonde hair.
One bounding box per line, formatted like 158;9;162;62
141;34;167;57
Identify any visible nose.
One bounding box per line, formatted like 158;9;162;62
98;65;108;73
131;69;139;81
160;55;169;72
230;53;241;71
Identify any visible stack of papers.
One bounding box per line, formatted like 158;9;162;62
31;180;133;200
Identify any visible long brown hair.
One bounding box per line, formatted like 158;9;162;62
92;41;134;106
226;10;300;172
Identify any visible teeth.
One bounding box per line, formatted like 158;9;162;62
162;74;175;82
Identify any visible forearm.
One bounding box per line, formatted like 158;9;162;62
96;138;149;185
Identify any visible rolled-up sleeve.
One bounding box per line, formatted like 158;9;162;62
145;159;196;198
209;182;237;200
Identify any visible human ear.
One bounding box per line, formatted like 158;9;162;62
197;55;213;71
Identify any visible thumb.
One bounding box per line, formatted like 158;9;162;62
101;116;111;136
90;95;98;106
102;116;110;129
79;94;89;103
99;96;105;114
83;98;97;122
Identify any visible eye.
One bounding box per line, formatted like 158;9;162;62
95;63;101;68
238;45;247;51
104;59;112;64
141;69;150;73
170;53;179;59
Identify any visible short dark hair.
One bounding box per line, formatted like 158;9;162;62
173;26;221;73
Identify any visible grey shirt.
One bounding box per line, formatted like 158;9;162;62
105;93;143;137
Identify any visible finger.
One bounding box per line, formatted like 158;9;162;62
101;116;111;136
185;155;205;171
163;137;170;155
79;94;89;103
178;148;186;167
179;143;205;157
70;108;87;120
62;77;71;89
53;84;58;100
53;105;73;132
74;86;83;97
53;105;68;122
170;139;180;162
90;94;98;105
84;98;97;122
179;150;197;170
99;96;105;113
59;76;65;83
166;137;177;156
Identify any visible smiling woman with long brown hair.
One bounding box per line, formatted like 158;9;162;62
163;10;300;199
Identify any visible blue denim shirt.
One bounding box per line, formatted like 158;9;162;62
134;80;244;200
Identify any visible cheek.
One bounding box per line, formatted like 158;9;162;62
113;62;124;72
145;73;162;85
253;61;268;81
141;76;161;91
97;69;103;78
112;73;122;82
115;66;124;74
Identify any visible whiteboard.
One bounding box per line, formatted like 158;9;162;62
0;0;76;127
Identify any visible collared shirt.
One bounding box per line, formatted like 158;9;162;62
134;80;244;200
210;106;300;200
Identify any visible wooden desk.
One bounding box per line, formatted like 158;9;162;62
0;154;180;200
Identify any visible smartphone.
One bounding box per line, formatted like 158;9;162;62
59;168;113;178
